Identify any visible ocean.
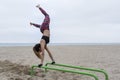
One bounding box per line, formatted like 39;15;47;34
0;43;120;47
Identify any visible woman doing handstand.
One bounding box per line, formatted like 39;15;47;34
30;4;55;67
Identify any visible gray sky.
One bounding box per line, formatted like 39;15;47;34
0;0;120;43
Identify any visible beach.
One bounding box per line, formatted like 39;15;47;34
0;45;120;80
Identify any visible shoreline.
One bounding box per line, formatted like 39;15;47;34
0;43;120;47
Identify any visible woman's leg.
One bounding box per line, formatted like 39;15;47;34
39;7;48;16
39;7;50;24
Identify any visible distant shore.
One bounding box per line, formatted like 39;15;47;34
0;43;120;47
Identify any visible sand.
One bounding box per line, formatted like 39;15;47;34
0;45;120;80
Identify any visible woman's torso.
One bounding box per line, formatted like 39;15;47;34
42;30;50;37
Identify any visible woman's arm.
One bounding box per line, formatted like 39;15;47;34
45;46;55;63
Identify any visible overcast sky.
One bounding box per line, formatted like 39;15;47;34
0;0;120;43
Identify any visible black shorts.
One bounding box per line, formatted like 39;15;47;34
41;36;49;44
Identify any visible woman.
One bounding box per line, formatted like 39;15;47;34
30;4;55;67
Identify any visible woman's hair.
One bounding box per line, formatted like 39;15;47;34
33;43;41;52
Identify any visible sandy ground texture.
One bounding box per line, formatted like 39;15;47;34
0;45;120;80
